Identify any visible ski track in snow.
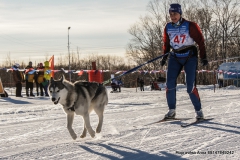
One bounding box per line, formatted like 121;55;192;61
0;85;239;160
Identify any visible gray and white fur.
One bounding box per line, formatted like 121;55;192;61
48;75;108;139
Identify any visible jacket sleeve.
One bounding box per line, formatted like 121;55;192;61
163;25;170;55
189;22;206;59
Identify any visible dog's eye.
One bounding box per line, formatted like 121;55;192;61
57;90;60;92
50;91;52;93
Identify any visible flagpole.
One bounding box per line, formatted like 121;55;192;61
68;27;71;82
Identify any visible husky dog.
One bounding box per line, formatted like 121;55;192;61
48;75;108;139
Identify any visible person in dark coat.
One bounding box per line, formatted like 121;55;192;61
111;78;121;92
137;76;141;89
139;78;144;91
218;70;224;88
12;63;24;97
25;61;35;97
35;63;44;96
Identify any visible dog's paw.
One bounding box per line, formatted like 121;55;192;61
80;134;86;138
90;131;95;138
96;127;101;133
71;134;77;140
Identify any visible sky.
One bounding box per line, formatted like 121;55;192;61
0;84;239;159
0;0;151;65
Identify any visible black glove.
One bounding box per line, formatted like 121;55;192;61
160;55;168;66
201;59;208;66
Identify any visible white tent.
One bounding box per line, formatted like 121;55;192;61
218;62;240;87
218;62;240;80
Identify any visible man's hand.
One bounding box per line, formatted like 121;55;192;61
160;55;168;66
201;59;208;66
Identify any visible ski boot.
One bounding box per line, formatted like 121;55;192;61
164;109;176;119
196;109;204;120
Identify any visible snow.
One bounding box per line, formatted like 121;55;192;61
0;85;239;160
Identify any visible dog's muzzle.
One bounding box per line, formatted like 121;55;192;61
52;97;60;105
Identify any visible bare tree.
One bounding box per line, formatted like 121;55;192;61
126;0;240;84
126;0;170;70
210;0;240;61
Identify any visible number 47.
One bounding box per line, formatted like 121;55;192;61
174;35;186;43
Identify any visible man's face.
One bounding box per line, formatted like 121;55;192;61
169;11;181;23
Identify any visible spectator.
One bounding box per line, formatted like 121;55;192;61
43;61;50;96
150;80;154;91
12;63;24;97
25;61;35;97
139;78;144;91
35;63;44;96
137;76;140;89
111;78;121;92
218;70;224;88
117;78;123;92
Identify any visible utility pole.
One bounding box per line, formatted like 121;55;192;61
68;27;71;82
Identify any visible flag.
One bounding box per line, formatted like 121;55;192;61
49;55;54;77
78;70;84;76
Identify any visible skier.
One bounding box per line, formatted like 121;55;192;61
160;3;208;120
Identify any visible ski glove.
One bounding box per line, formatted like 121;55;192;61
160;55;168;66
201;58;208;66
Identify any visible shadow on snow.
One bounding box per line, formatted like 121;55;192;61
79;142;187;160
0;97;32;104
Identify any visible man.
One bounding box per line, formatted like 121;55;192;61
35;63;44;96
160;3;208;120
43;61;50;97
139;78;144;91
111;78;120;92
25;61;35;97
218;70;224;88
12;63;24;97
137;77;140;89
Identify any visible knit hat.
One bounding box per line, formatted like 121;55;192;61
169;3;182;15
14;63;20;68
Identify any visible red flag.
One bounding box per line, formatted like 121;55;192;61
49;55;54;77
78;70;84;76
